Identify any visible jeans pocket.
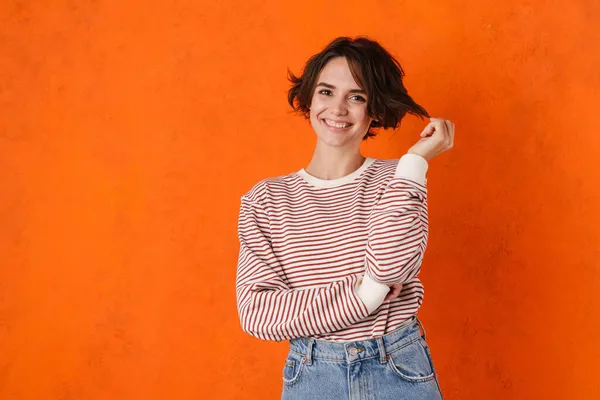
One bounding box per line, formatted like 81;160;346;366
282;351;306;386
386;337;436;383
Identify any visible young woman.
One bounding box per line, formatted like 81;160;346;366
236;36;454;399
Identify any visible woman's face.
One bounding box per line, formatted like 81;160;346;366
309;57;373;149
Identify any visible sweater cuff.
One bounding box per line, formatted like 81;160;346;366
395;153;428;185
355;273;390;314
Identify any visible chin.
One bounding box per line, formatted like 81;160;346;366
318;132;358;148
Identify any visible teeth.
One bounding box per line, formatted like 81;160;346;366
325;119;351;128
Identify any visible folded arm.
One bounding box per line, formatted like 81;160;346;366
236;194;371;341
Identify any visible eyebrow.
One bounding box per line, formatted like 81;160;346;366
315;82;366;95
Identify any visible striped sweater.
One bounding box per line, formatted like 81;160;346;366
236;154;429;342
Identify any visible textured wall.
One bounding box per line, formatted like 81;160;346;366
1;1;599;399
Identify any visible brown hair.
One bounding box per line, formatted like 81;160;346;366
287;36;430;140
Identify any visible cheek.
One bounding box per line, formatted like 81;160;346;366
309;96;324;112
309;102;326;121
356;109;371;126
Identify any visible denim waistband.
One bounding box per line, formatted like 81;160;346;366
288;315;426;365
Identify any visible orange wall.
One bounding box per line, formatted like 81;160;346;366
1;1;599;399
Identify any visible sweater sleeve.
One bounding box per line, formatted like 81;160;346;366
363;153;429;286
235;193;371;342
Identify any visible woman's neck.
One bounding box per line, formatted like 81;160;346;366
304;152;366;180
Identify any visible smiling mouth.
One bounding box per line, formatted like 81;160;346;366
322;118;353;129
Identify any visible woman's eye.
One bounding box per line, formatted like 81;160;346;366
317;90;366;102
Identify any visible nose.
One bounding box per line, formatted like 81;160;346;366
331;97;348;116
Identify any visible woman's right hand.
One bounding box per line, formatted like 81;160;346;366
384;283;403;301
407;117;455;161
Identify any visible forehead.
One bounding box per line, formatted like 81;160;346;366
317;57;361;88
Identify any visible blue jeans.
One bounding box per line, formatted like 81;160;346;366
281;316;444;399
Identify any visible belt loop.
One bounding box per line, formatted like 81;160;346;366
304;339;314;365
415;315;427;341
376;336;387;363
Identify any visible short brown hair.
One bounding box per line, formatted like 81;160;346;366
287;36;430;140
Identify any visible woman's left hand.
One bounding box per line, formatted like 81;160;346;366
384;283;403;301
407;117;455;161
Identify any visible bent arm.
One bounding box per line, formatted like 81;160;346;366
358;154;429;309
236;196;370;342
